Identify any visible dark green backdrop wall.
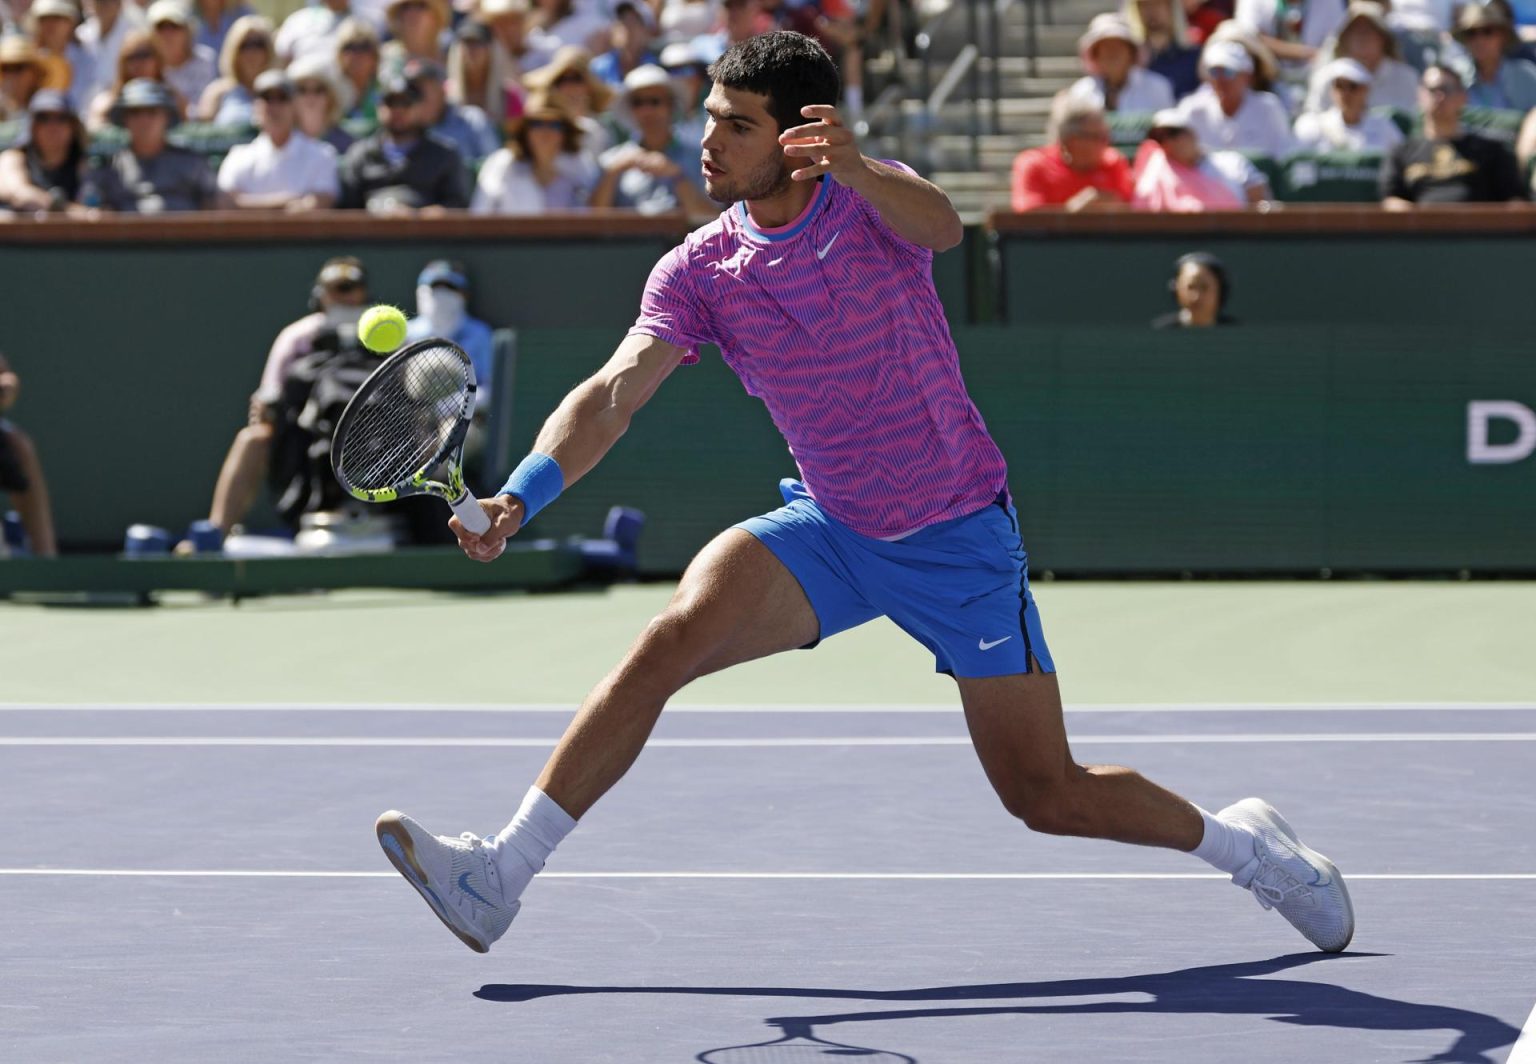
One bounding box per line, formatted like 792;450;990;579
4;227;1533;572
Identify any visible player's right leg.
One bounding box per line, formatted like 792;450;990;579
377;527;824;952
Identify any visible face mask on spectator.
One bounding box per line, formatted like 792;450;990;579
417;285;466;335
325;304;366;328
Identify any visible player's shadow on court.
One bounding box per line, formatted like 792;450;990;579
477;953;1521;1064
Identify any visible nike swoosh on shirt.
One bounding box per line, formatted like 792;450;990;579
817;232;840;259
978;636;1013;651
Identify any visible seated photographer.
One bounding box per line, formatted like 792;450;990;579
179;257;372;549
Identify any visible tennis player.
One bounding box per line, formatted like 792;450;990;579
376;31;1354;956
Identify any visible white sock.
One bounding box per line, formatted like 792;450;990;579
487;786;576;901
1190;806;1257;877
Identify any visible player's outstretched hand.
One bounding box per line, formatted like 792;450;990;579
450;495;524;563
779;105;866;185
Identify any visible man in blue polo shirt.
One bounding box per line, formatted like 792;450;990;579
404;259;495;409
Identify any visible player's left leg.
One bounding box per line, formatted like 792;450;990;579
955;669;1203;849
956;670;1354;952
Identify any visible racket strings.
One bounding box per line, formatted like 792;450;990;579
337;346;471;490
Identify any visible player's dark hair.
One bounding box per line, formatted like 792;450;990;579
1171;252;1231;310
708;30;841;133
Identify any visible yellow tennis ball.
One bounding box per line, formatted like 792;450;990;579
358;305;409;354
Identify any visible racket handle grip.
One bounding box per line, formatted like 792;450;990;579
449;490;492;536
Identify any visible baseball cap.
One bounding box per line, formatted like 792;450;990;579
614;0;657;30
27;0;80;23
1201;39;1254;76
417;260;469;290
403;57;447;83
27;88;74;115
660;40;708;69
1148;108;1190;132
146;0;192;26
317;257;367;287
1320;57;1373;86
116;77;177;113
378;73;423;103
455;19;492;43
253;69;295;97
622;63;672;95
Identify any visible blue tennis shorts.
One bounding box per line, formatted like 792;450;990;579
735;480;1055;678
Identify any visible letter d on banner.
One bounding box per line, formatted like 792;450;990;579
1467;401;1536;464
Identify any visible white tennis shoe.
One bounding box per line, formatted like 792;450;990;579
1221;798;1355;953
376;810;520;953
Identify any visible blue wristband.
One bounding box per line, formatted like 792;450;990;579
499;452;564;521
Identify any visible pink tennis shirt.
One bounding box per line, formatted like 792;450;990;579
628;165;1009;540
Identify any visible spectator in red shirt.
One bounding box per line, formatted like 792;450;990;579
1010;93;1134;211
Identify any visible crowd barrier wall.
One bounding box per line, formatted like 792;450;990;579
3;211;1532;572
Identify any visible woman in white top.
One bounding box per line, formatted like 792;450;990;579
1069;12;1176;112
1178;37;1295;157
1300;2;1420;113
1293;56;1405;150
473;91;598;213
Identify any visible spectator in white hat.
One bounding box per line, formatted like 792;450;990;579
1300;2;1418;114
660;38;709;151
148;1;216;109
1069;12;1175;113
1177;37;1294;158
288;52;356;153
217;69;339;210
591;62;712;216
26;0;97;110
1293;57;1403;150
1133;107;1270;210
77;0;145;103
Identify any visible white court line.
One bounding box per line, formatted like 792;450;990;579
0;702;1532;714
1508;999;1536;1064
0;869;1533;881
4;733;1536;747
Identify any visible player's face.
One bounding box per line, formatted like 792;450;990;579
699;83;793;204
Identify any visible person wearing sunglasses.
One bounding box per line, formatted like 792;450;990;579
1453;2;1536;112
332;17;380;122
1011;92;1134;211
176;257;374;553
591;62;713;216
1292;56;1403;150
1380;63;1526;208
523;45;617;154
1;34;50;122
473;89;597;212
217;69;339;210
1177;37;1294;159
0;88;89;213
196;12;274;124
147;0;217;111
1298;1;1417;115
85;28;185;131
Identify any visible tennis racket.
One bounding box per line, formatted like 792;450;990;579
330;337;491;536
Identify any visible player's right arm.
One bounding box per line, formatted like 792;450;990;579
453;332;684;561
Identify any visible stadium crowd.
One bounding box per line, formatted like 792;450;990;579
0;0;879;215
1012;0;1536;209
